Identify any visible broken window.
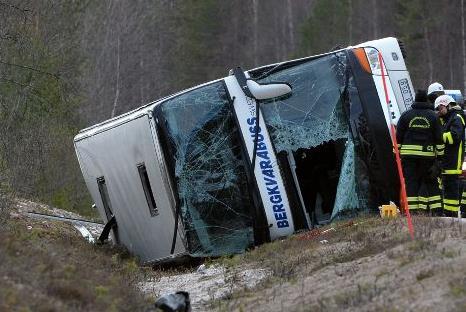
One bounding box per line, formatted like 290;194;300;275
331;136;359;219
157;82;254;256
254;52;369;220
256;53;349;152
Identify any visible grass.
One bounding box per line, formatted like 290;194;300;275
219;217;411;280
3;194;466;312
416;268;435;281
0;201;152;311
209;216;466;311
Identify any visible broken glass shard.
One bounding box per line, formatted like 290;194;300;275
158;82;254;256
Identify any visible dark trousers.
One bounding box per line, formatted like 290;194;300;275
461;179;466;217
402;157;441;213
443;174;461;217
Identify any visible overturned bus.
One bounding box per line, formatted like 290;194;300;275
74;37;415;264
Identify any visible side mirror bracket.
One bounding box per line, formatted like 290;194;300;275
232;67;291;100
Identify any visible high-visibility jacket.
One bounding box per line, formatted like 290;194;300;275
440;106;465;174
396;101;444;158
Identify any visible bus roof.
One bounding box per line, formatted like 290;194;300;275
75;37;400;142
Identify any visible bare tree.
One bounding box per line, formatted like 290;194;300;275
252;0;259;66
372;0;378;38
462;0;466;94
423;22;434;83
286;0;295;53
110;34;120;118
348;0;353;44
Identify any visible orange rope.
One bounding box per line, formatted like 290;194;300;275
378;52;414;240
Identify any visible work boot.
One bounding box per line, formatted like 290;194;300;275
410;210;428;216
431;208;443;217
443;210;458;218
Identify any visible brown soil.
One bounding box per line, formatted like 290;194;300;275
3;197;466;312
209;217;466;312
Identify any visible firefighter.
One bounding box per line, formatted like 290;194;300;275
397;90;444;214
435;95;466;217
427;82;445;108
461;173;466;218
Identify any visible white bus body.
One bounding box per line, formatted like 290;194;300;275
74;37;414;263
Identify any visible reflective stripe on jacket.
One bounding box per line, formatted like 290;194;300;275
396;101;444;158
441;107;465;174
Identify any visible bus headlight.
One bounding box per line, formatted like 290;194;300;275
366;48;381;75
353;47;381;75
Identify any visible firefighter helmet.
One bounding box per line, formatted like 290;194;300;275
428;82;444;95
434;94;456;110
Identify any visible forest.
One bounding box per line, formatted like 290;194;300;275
1;0;465;216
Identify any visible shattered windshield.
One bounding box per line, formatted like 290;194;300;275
256;53;348;152
254;52;369;218
157;82;254;256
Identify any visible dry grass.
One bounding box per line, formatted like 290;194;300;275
0;202;152;311
3;194;466;312
218;217;410;279
0;189;13;225
210;216;466;312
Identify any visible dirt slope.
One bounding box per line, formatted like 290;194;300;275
0;199;151;311
207;217;466;311
2;198;466;311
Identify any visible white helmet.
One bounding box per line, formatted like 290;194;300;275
434;94;456;110
428;82;444;95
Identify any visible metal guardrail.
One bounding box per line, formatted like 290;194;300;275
26;211;104;225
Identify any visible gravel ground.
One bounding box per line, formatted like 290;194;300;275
140;264;271;310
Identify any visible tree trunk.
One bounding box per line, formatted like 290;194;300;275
139;58;144;105
110;34;120;118
462;0;466;94
286;0;295;53
252;0;259;66
449;37;454;86
372;0;378;38
423;24;434;83
348;0;353;44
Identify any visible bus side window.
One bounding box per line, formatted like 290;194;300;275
97;177;114;221
137;163;159;216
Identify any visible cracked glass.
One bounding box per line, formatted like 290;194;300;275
255;52;369;219
331;136;359;219
257;53;349;152
157;82;254;256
